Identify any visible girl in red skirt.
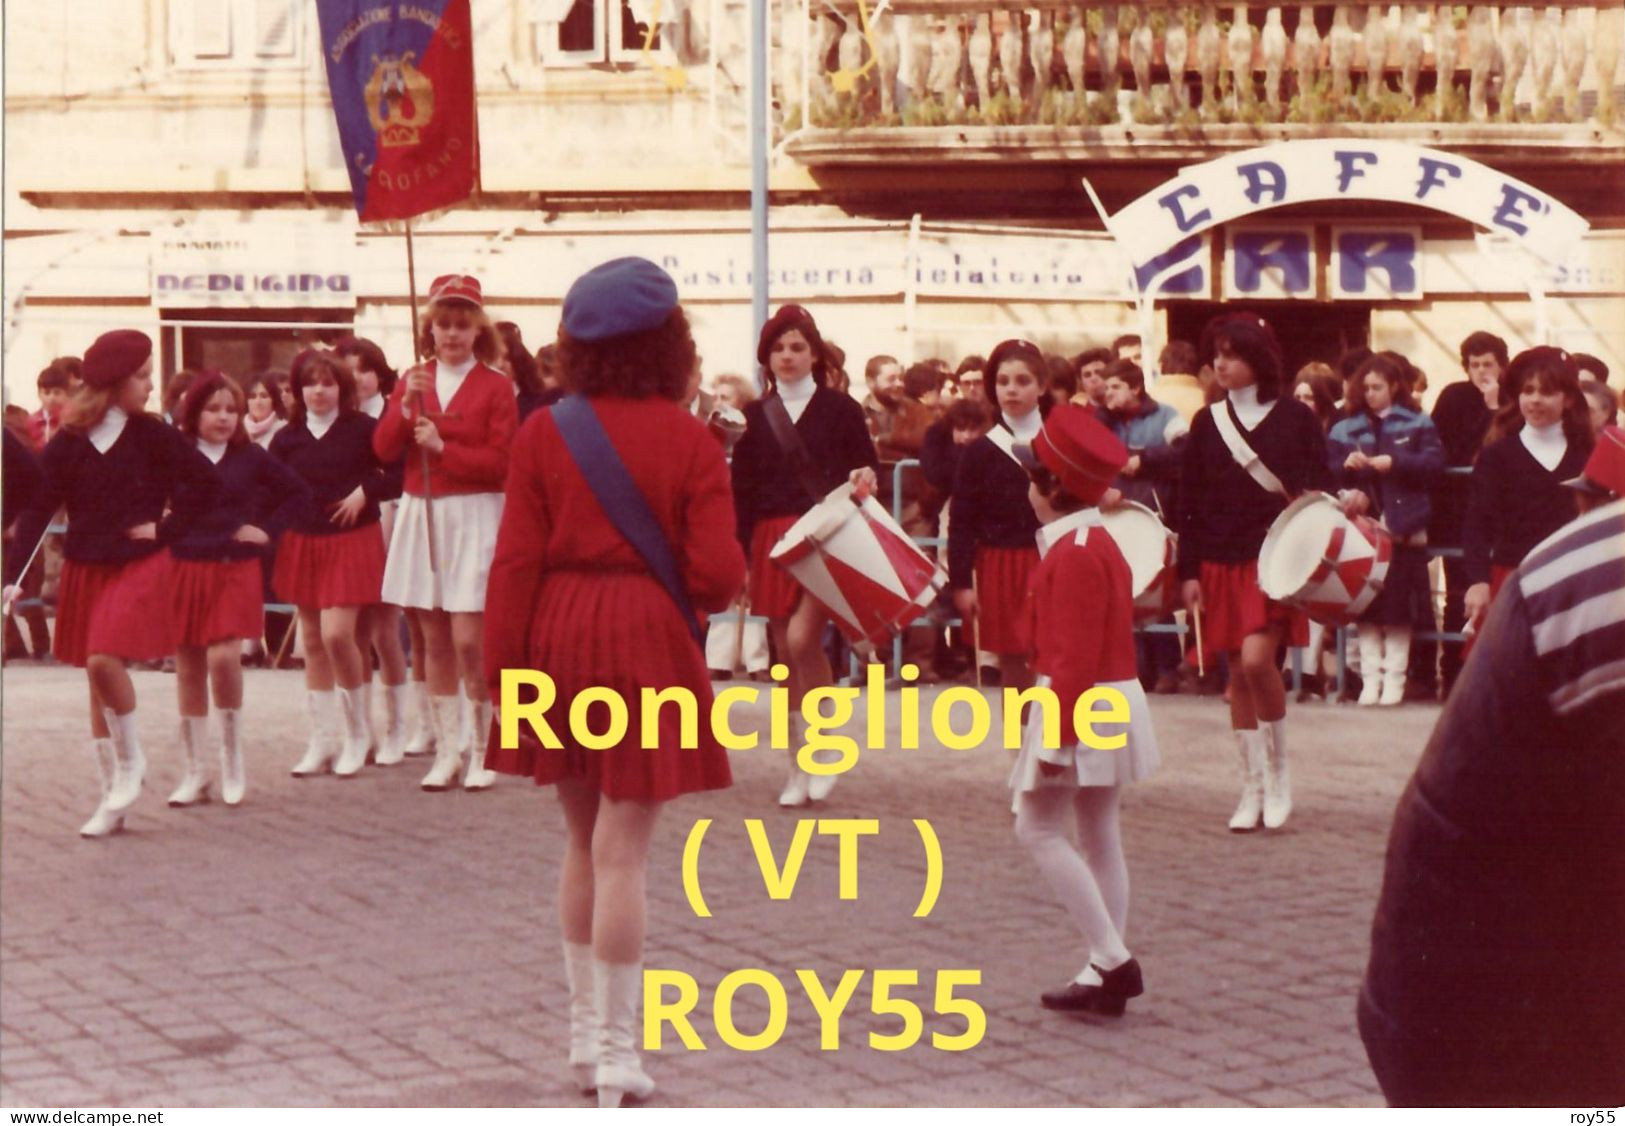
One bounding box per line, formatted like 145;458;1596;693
484;258;747;1105
1178;314;1338;832
948;338;1051;694
1463;346;1592;631
3;330;218;836
336;335;414;766
729;304;879;807
167;372;310;806
374;275;518;793
270;349;392;778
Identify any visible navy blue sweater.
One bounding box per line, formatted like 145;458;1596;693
5;414;219;583
730;386;879;551
1177;397;1333;580
1462;432;1587;583
170;442;313;562
947;427;1041;590
269;413;394;537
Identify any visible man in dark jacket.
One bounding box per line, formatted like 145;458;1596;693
1358;498;1625;1107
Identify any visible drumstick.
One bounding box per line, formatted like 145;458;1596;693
1192;601;1206;679
971;572;983;691
2;517;56;617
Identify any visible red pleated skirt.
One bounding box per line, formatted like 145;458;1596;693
485;571;732;802
1198;559;1310;652
273;525;386;609
172;558;264;647
974;545;1039;656
747;514;803;620
53;550;179;667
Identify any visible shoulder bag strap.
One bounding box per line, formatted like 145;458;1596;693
1210;401;1288;498
549;396;705;646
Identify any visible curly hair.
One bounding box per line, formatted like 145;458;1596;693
287;349;358;428
558;308;696;401
417;300;500;366
178;370;249;446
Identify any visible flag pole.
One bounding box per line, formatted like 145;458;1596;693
404;219;441;603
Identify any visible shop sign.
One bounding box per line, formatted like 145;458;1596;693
152;226;356;308
1223;226;1317;299
1330;227;1424;300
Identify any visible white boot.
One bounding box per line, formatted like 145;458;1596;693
290;690;340;776
778;716;812;806
1357;628;1384;706
594;960;655;1107
419;694;464;791
1379;627;1411;707
375;682;408;766
167;715;212;806
80;738;126;838
217;708;246;806
1262;717;1292;829
403;680;435;756
359;681;378;759
333;686;374;776
564;941;599;1094
805;746;843;802
463;695;498;791
1227;729;1265;832
101;707;146;815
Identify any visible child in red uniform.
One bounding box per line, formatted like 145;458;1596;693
375;275;518;792
4;331;218;836
484;259;746;1106
1009;403;1161;1017
168;372;309;806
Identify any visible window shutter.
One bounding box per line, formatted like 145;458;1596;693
254;0;297;58
191;0;234;58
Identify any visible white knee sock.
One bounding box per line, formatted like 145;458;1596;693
1015;787;1129;971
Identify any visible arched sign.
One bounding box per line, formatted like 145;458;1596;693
1107;139;1589;285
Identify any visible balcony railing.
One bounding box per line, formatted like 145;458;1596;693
777;1;1625;149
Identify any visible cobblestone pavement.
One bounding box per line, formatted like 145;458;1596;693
0;664;1431;1107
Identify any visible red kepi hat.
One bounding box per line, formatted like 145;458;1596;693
428;274;483;308
1031;402;1129;505
1565;424;1625;499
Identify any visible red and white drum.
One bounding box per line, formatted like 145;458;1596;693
770;482;947;656
1258;492;1393;625
1098;502;1177;620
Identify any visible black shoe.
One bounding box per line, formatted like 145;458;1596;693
1040;959;1143;1016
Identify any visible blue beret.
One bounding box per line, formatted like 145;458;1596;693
562;257;679;342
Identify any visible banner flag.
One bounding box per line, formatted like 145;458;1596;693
316;1;479;222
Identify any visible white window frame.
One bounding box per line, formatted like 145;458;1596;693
169;0;305;71
531;0;678;68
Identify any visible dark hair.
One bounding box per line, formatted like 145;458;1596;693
1072;346;1113;371
1103;358;1145;395
757;305;829;393
240;370;287;420
1293;368;1344;431
864;355;900;384
1159;339;1198;376
37;359;74;392
984;339;1048;403
822;339;849;395
333;335;398;397
559;307;696;401
1336;346;1374;382
945;398;991;431
1574;353;1611;384
1045;353;1079;400
1581;379;1619;428
1111;334;1142;356
178;371;249;446
954;354;987;378
1025;461;1088;513
1351;352;1420;416
1201;313;1285;403
1459;331;1509;371
495;322;545;397
1488;346;1594;450
417;299;500;365
903;362;942;400
288;349;358;428
164;369;199;416
535;343;560;389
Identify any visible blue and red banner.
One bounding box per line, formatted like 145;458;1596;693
316;0;479;222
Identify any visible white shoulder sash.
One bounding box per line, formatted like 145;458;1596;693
1210;402;1287;497
985;426;1026;469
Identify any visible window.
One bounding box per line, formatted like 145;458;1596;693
531;0;677;67
170;0;303;69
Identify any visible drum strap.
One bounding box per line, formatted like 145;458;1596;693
1211;401;1288;498
549;396;705;646
762;393;828;505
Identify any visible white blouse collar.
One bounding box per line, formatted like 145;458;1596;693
306;408;338;440
1227;383;1272;429
1036;507;1102;558
88;407;128;454
197;439;228;465
1004;408;1042;443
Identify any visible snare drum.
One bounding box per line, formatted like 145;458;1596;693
1258;492;1393;625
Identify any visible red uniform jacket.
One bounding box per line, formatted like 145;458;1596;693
483;396;747;693
1025;510;1138;747
373;361;517;497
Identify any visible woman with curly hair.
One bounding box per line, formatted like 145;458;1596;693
374;275;518;792
484;258;745;1106
729;304;879;807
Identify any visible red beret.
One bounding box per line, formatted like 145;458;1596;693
82;330;153;390
1033;402;1129;505
756;304;826;367
1566;424;1625;499
428;274;483;308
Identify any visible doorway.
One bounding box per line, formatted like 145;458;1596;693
1167;302;1372;380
